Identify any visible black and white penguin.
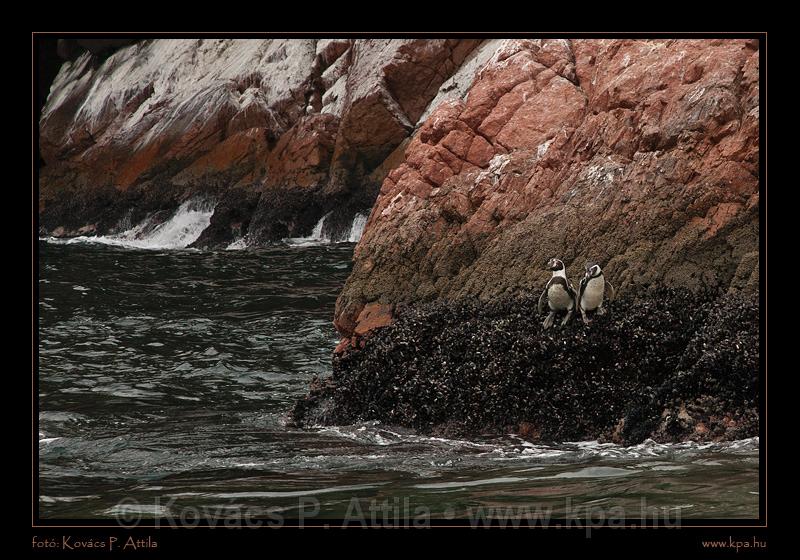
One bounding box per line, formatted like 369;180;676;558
537;258;576;329
576;262;616;324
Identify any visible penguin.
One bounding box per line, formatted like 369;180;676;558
576;262;616;324
537;258;576;329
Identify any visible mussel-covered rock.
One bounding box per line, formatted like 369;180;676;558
292;288;759;445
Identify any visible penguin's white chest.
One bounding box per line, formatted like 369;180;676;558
548;283;574;311
580;277;605;311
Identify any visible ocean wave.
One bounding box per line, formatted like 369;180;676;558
42;199;215;250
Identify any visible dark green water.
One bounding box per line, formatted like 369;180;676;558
37;240;759;523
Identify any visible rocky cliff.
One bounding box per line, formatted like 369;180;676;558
334;38;760;338
293;38;760;444
39;38;760;289
39;38;483;245
39;37;761;443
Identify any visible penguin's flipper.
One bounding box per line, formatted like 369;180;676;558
537;288;548;315
605;280;616;301
577;276;587;309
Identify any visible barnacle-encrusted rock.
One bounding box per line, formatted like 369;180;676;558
294;289;759;445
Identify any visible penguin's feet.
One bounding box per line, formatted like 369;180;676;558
597;306;606;316
580;310;591;324
560;309;574;327
543;312;556;330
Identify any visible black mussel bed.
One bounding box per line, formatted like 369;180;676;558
292;288;759;445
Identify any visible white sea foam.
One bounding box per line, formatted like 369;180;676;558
199;483;386;499
45;204;366;250
284;212;332;246
105;503;171;516
225;237;249;250
40;495;100;503
44;199;215;250
318;422;500;450
414;476;527;489
284;211;368;246
347;212;368;242
545;466;638;479
318;422;760;466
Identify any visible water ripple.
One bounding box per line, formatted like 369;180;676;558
37;241;759;519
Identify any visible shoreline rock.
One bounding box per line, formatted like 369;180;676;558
292;288;759;445
334;38;759;336
38;39;482;247
39;39;761;444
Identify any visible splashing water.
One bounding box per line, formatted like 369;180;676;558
38;241;759;519
225;237;249;251
284;212;332;246
347;213;368;242
43;199;216;250
309;213;330;241
285;212;368;246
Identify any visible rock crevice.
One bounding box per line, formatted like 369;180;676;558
335;39;759;338
38;38;481;245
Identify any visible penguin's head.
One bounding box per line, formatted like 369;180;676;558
547;258;565;271
584;262;602;279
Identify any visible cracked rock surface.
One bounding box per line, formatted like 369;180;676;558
335;39;759;336
38;38;481;245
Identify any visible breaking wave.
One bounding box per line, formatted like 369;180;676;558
347;212;368;242
43;199;216;250
284;212;368;246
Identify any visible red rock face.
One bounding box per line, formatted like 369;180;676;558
335;39;760;336
325;39;481;196
265;114;340;189
38;39;480;242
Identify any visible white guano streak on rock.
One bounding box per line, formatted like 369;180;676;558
417;39;506;125
42;39;317;149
